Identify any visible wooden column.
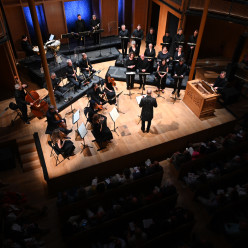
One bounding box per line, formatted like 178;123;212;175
27;0;56;107
132;0;149;34
189;0;210;80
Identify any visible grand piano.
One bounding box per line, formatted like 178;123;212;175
183;79;219;118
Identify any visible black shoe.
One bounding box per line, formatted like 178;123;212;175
139;85;142;89
67;129;72;134
146;129;150;133
143;86;145;90
141;128;145;133
172;90;176;94
25;121;30;124
177;92;180;97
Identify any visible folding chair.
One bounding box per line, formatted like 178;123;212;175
48;141;67;166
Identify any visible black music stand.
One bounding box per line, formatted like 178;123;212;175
138;72;149;95
160;42;170;47
95;29;104;58
156;71;166;99
136;95;146;125
65;96;76;115
171;75;182;103
78;122;93;153
61;33;73;59
119;36;129;60
124;72;135;99
113;91;124;114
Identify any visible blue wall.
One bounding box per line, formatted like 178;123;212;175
118;0;124;26
23;5;47;45
64;0;92;33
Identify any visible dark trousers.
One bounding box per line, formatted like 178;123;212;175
136;41;141;55
148;60;154;73
93;33;100;44
139;75;146;88
54;87;66;101
174;78;183;93
187;48;195;65
126;74;135;89
121;41;128;56
68;76;83;89
156;76;167;90
141;120;151;132
19;105;28;122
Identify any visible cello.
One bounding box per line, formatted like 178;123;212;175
14;76;49;118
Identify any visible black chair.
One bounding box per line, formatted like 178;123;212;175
91;130;106;151
48;141;68;166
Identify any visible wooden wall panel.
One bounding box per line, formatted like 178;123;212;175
184;15;247;59
100;0;118;37
124;0;133;32
4;6;29;59
151;0;182;48
132;0;149;35
43;1;67;42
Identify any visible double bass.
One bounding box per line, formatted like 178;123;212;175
15;76;49;118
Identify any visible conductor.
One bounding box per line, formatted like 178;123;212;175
139;89;157;133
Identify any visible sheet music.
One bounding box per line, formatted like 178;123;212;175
72;110;80;124
78;122;87;139
49;34;54;41
136;95;146;105
109;107;119;123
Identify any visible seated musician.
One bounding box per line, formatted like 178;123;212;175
125;52;136;89
51;129;75;158
92;114;113;142
137;54;149;90
174;46;184;63
172;58;187;97
21;35;35;57
155;59;168;93
157;46;171;64
144;43;156;73
87;100;101;123
89;83;106;105
145;27;156;48
45;105;72;135
50;72;66;102
162;31;172;51
66;59;83;90
119;24;129;56
90;14;101;44
78;53;94;79
104;73;117;105
131;24;144;55
128;40;139;58
211;71;227;94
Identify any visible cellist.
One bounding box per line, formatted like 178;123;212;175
45;105;72;135
14;83;33;124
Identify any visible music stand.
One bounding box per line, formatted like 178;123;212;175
170;75;182;104
95;29;104;58
124;71;135;98
61;33;73;59
136;95;146;124
72;109;80;139
78;122;93;153
156;71;166;99
119;36;129;59
114;91;125;114
65;96;76;115
138;72;149;95
109;107;119;136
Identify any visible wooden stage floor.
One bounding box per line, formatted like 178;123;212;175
0;62;236;191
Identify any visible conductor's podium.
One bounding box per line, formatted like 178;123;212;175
183;79;219;118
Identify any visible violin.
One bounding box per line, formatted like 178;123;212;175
14;76;49;118
95;103;103;110
108;77;116;87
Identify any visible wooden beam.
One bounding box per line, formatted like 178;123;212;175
27;0;56;107
189;0;210;81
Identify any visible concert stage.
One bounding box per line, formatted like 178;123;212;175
19;48;120;87
107;66;189;88
60;36;121;55
37;81;236;194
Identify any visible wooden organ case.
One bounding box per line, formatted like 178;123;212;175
183;80;219;118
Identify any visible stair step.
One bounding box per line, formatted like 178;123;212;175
17;137;34;146
22;160;41;172
20;151;39;164
18;142;37;154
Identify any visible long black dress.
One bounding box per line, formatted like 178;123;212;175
92;115;113;142
55;139;75;157
104;80;116;105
